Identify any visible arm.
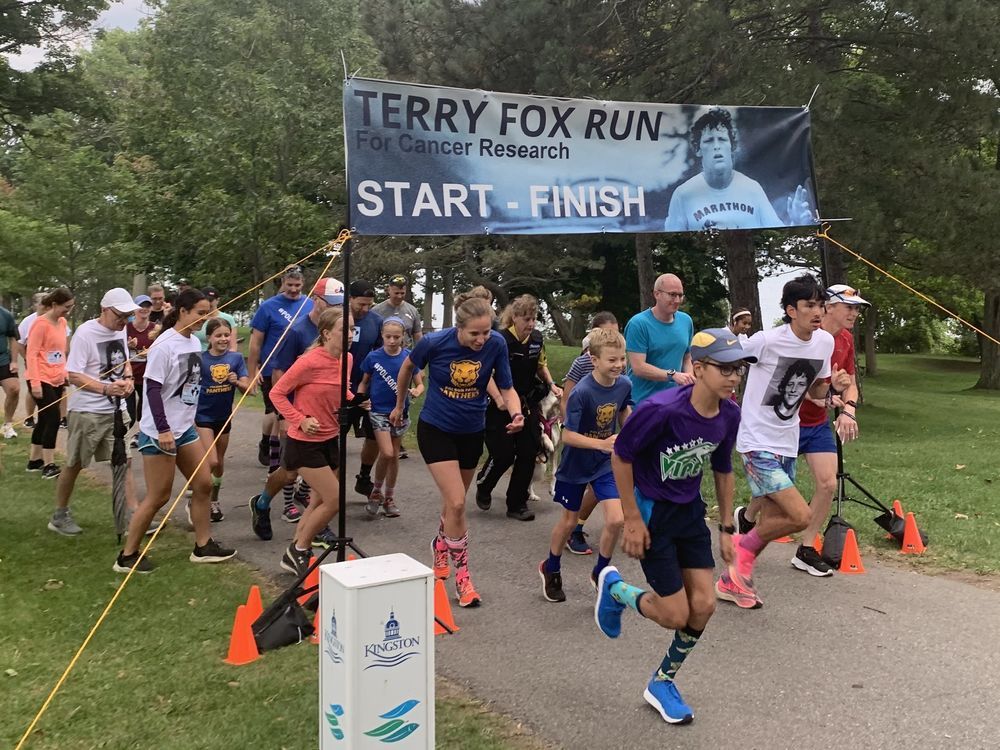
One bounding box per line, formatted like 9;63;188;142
560;378;577;421
627;351;676;384
562;428;615;453
486;377;504;408
713;470;735;564
409;369;424;398
357;372;371;395
389;357;416;426
7;336;21;373
670;352;696;386
612;452;650;559
25;324;43;393
833;370;860;441
538;364;562;397
144;378;175;452
268;358;309;428
498;386;524;433
247;329;264;384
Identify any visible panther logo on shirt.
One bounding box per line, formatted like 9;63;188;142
450;360;481;387
210;363;231;384
595;402;617;429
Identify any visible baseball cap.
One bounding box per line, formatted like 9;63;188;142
825;284;870;306
350;280;376;298
201;286;219;301
389;274;407;287
101;287;140;313
690;328;757;364
313;277;344;305
133;294;153;306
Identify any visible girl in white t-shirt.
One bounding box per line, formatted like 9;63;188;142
115;289;237;573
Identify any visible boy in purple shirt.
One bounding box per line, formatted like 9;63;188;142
595;328;753;725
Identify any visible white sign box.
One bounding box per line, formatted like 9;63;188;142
319;553;435;748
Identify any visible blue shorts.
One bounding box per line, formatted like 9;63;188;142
636;492;714;597
798;422;836;455
370;411;409;439
138;425;200;456
553;472;618;512
740;450;797;498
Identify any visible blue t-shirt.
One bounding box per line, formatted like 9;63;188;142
556;373;632;485
250;294;313;376
362;347;410;414
408;328;513;433
624;308;694;404
350;311;383;389
613;384;740;505
196;351;248;424
270;314;318;374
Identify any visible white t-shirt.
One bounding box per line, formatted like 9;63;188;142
664;171;784;231
66;320;130;414
140;328;202;438
19;311;71;346
736;324;834;458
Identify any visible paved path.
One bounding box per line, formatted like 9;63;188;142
130;405;998;750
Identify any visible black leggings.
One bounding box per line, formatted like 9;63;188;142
126;379;144;427
32;382;64;450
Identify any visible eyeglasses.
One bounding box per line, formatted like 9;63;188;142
702;361;748;377
655;289;685;300
109;309;132;322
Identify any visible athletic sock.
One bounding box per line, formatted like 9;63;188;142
546;551;561;573
610;580;647;615
359;462;373;479
656;625;704;682
268;436;281;472
372;479;384;495
385;485;395;499
282;482;295;506
593;553;611;579
573;523;584;535
211;477;221;503
444;533;470;584
740;528;767;556
294;479;311;504
256;489;273;510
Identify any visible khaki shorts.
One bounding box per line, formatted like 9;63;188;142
65;411;117;467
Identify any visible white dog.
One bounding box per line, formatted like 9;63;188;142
529;390;562;501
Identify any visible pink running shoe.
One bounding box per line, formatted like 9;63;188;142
715;572;762;610
431;537;450;580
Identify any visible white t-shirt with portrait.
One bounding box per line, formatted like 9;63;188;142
140;328;203;438
66;319;130;414
736;324;834;458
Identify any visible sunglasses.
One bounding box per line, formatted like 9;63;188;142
828;287;862;302
109;309;133;322
702;361;748;377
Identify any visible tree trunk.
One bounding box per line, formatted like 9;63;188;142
975;288;1000;389
720;230;762;332
635;234;655;309
442;268;454;328
863;265;878;376
543;293;576;345
422;266;434;331
132;272;147;299
818;236;846;286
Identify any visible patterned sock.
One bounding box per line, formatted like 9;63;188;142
740;528;767;556
610;580;647;615
546;551;561;573
282;482;295;506
385;485;395;499
256;489;273;510
294;480;311;504
656;626;704;682
593;553;611;579
444;533;470;584
268;436;281;472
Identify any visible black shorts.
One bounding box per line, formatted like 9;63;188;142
349;407;375;440
196;420;233;436
261;375;276;415
282;436;339;471
639;498;715;597
417;419;484;470
0;364;16;382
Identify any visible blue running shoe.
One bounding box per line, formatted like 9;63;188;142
565;529;593;555
594;566;625;638
643;676;694;724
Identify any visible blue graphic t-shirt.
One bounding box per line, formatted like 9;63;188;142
624;308;694;404
196;351;248;424
269;314;318;374
408;328;512;433
250;294;313;376
350;311;383;389
613;384;740;504
557;373;632;485
362;347;410;414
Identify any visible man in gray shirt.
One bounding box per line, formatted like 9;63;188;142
372;275;423;346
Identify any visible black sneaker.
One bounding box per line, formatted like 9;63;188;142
41;464;61;479
257;436;269;467
59;416;67;429
249;494;272;540
26;459;43;472
190;538;237;564
281;543;313;576
113;550;154;574
475;485;492;511
791;544;833;577
506;508;535;522
734;505;756;535
24;416;36;429
538;561;566;602
398;447;409;460
210;500;225;523
354;473;374;497
312;527;338;549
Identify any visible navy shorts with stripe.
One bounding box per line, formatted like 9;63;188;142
637;492;714;597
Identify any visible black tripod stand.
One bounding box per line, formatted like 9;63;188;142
831;430;898;536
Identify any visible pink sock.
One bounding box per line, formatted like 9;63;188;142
740;528;767;556
445;533;470;584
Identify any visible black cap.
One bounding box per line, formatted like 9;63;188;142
350;280;376;298
202;286;219;300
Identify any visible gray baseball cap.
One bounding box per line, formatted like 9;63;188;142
690;328;757;364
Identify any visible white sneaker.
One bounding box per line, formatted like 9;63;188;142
1;422;16;439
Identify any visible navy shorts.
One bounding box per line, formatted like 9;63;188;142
553;472;619;512
637;493;714;597
798;422;837;455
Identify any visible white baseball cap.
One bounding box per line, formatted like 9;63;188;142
825;284;871;306
100;287;141;313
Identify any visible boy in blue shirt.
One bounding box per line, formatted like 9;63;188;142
357;317;424;517
594;329;752;725
539;328;631;603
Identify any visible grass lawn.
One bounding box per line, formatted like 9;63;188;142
0;441;543;750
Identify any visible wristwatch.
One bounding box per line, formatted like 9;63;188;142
718;523;736;534
665;369;675;381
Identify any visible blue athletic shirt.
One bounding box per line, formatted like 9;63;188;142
556;373;632;485
408;328;512;433
350;311;383;390
362;347;410;414
269;314;318;374
624;308;694;404
613;384;740;505
250;294;313;377
196;351;248;424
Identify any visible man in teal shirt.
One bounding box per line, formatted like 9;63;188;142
624;273;694;404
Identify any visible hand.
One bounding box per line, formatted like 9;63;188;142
621;518;651;560
389;407;404;427
408;383;424;398
123;378;135;397
228;372;238;384
829;394;845;409
157;431;175;453
31;385;42;400
300;416;320;436
506;413;525;434
599;435;617;454
835;413;859;442
8;361;16;374
107;380;128;397
549;383;563;398
128;337;138;349
787;184;815;225
162;303;173;315
672;371;695;386
719;533;735;565
831;365;852;392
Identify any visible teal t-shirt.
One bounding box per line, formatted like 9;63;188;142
624;308;694;405
0;306;17;366
194;311;238;351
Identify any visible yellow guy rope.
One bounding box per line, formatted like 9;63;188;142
818;225;1000;347
13;229;351;750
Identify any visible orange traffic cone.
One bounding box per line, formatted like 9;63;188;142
297;556;319;606
347;553;357;561
900;512;926;554
812;533;823;553
838;529;865;574
774;535;795;544
245;585;263;622
310;608;320;644
223;604;260;665
433;579;460;635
